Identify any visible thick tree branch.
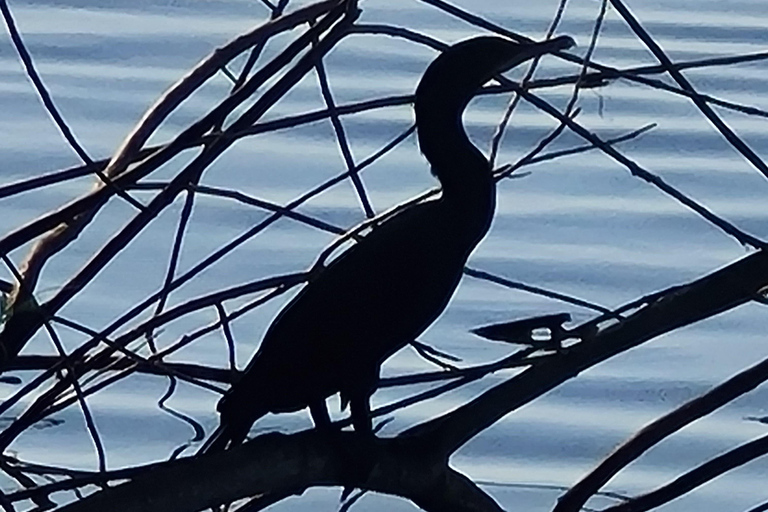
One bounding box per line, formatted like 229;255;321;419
54;431;500;512
406;249;768;454
554;354;768;512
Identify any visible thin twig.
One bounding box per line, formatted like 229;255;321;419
0;0;148;215
157;376;206;460
417;0;768;125
510;84;767;249
215;303;237;372
0;2;350;364
496;123;656;178
312;24;375;218
152;186;198;332
464;267;613;315
608;0;768;181
488;0;570;166
2;258;107;473
0;0;91;163
44;325;107;473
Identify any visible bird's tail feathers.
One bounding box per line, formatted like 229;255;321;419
197;378;271;455
197;420;251;455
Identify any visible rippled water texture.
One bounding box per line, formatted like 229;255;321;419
1;1;768;510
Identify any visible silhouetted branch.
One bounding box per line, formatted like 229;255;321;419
498;123;656;177
184;184;345;235
489;0;585;166
230;0;289;92
348;23;442;48
312;31;375;218
352;20;768;120
511;84;767;249
420;0;768;126
52;431;502;512
151;186;197;326
464;267;613;314
2;456;164;503
150;288;289;360
215;303;238;372
43;324;107;473
409;249;768;455
417;0;528;45
0;456;55;510
0;273;305;448
533;57;768;119
555;354;768;512
0;94;412;202
106;0;346;181
344;11;763;253
745;500;768;512
0;0;91;164
0;0;351;373
52;3;350;310
4;355;235;384
369;347;538;425
602;433;768;512
409;340;461;370
608;0;768;181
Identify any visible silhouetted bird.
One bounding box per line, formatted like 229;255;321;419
201;34;575;452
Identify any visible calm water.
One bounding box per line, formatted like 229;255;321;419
2;1;768;510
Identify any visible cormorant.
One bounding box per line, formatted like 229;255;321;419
202;34;575;451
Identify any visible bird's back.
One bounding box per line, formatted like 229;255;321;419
218;198;480;421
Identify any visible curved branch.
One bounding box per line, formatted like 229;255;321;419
555;354;768;512
602;434;768;512
406;249;768;455
54;431;502;512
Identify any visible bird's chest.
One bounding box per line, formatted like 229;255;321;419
326;228;465;342
263;203;484;365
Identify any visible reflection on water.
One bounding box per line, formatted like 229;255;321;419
1;1;768;510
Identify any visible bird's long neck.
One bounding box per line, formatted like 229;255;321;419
415;89;495;240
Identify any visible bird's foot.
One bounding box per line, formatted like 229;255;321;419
337;429;378;502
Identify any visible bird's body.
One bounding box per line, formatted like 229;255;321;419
203;34;574;451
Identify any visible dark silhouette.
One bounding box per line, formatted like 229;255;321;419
202;35;575;452
472;312;572;348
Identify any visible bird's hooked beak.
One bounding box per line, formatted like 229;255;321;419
496;35;576;74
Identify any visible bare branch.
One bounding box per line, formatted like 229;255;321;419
601;434;768;512
53;431;503;512
555;354;768;512
408;249;768;455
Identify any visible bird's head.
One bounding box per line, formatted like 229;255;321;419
416;35;575;115
415;35;575;182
